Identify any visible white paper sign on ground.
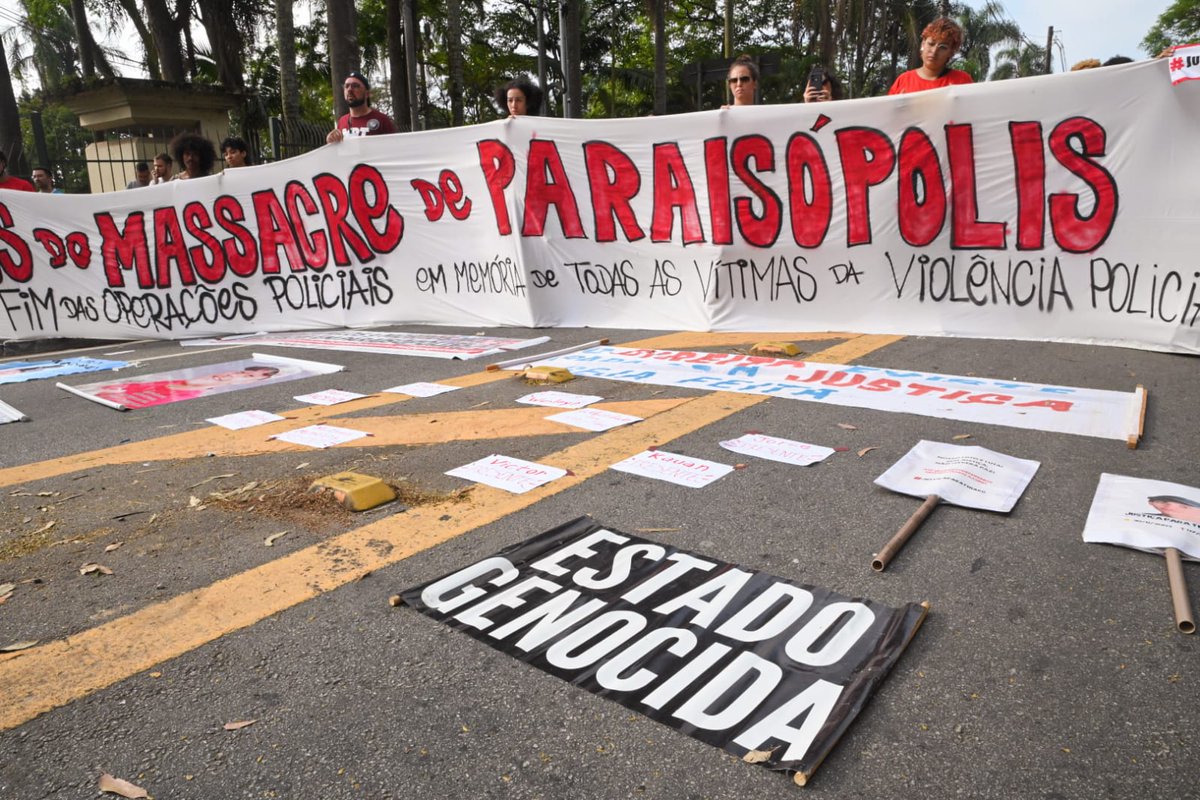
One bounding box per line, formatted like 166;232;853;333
610;449;734;489
271;425;370;449
206;410;287;430
383;382;461;397
446;455;568;494
516;391;604;409
1083;474;1200;561
874;440;1039;512
545;408;643;431
293;389;367;406
536;347;1141;442
719;434;835;466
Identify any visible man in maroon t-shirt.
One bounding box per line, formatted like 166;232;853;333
0;152;35;192
326;71;398;143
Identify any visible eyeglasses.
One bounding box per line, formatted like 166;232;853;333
728;75;753;85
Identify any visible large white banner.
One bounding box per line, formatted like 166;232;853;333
1;60;1197;352
533;346;1143;441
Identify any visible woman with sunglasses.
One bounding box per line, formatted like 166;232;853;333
723;55;759;108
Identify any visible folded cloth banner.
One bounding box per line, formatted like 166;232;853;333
1084;474;1200;561
0;62;1197;354
0;357;127;384
401;517;928;784
534;346;1142;441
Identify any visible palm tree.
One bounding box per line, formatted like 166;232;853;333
954;0;1021;81
990;40;1047;80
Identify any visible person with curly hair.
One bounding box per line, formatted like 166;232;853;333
220;136;252;168
723;54;759;107
169;133;218;181
888;17;973;95
495;77;543;117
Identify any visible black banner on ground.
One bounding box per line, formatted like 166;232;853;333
401;516;928;784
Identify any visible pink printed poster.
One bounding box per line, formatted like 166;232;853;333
65;354;342;410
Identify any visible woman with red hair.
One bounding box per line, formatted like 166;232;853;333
889;18;973;95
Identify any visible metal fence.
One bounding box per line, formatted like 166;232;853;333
26;111;329;195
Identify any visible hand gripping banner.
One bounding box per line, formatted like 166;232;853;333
401;517;928;784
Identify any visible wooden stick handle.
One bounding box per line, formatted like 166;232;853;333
1165;547;1195;634
872;494;939;572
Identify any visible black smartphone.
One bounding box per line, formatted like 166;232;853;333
807;67;826;94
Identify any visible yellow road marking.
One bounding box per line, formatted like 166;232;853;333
2;330;862;487
0;333;902;730
631;331;853;350
1;399;689;484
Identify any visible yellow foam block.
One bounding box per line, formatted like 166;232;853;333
520;366;575;384
750;341;801;358
308;472;397;512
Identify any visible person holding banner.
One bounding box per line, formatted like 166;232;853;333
495;77;543;117
888;18;973;95
723;55;759;107
326;71;397;143
0;152;34;192
170;133;218;181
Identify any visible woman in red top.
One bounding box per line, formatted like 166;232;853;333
888;18;973;95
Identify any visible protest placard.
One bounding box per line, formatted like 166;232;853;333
874;440;1040;513
516;391;604;409
206;410;287;430
1084;474;1200;633
610;449;734;489
871;441;1039;571
383;382;461;397
293;389;367;406
446;455;567;494
545;407;643;432
720;434;835;466
271;425;370;449
400;517;928;784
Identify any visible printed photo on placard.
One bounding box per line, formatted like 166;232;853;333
1084;474;1200;561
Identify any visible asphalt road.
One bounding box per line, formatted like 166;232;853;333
0;326;1196;799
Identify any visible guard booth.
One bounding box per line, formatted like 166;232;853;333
59;78;240;193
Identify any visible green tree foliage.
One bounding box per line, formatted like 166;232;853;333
2;0;1057;183
990;40;1047;80
1142;0;1200;56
